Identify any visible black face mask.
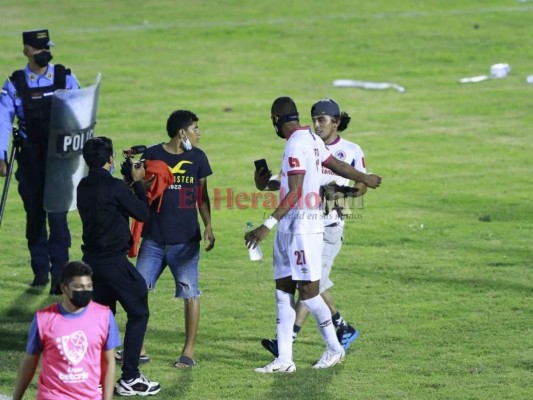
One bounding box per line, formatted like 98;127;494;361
33;51;53;68
272;113;299;139
70;290;92;308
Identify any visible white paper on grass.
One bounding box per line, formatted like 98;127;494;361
332;79;406;93
458;75;490;83
459;63;511;84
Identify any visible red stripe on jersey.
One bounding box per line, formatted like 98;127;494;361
322;154;334;165
287;170;305;175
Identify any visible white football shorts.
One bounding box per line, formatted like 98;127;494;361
273;231;324;282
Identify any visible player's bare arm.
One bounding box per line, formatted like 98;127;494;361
245;173;304;248
323;157;381;188
199;178;215;251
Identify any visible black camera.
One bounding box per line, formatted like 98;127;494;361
120;145;147;183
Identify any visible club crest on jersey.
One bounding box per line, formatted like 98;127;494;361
335;150;346;161
60;330;88;365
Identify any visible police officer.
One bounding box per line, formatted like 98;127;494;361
0;29;80;294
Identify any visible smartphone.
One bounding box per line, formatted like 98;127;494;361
254;159;269;173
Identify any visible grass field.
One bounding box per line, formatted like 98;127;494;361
0;1;532;399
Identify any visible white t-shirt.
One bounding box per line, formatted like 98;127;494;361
321;135;366;226
278;126;333;234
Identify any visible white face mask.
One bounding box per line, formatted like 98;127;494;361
109;160;116;175
182;134;193;151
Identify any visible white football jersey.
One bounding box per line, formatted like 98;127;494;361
321;135;366;225
278;127;333;234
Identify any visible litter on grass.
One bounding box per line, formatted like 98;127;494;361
332;79;406;93
459;63;510;84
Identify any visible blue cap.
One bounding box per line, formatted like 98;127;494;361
311;98;341;118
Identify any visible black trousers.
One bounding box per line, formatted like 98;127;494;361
83;254;149;381
15;142;70;284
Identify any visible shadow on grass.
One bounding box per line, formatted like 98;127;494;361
1;286;60;350
257;365;343;400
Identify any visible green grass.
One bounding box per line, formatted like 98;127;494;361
1;1;532;399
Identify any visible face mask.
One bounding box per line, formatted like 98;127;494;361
273;113;299;139
182;134;193;151
33;51;53;68
109;160;116;175
70;290;92;308
273;119;284;139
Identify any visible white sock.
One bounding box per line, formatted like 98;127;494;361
301;295;342;352
275;289;296;363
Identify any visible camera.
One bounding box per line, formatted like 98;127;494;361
120;145;147;183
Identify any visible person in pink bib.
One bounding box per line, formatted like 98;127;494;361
12;261;121;400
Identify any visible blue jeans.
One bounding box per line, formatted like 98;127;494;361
136;239;201;298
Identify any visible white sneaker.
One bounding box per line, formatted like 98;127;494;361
254;358;296;373
312;348;345;369
115;374;161;396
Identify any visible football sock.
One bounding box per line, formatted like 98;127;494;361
292;324;301;339
332;311;347;329
301;295;342;352
275;289;296;363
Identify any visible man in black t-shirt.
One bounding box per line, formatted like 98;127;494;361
136;110;215;368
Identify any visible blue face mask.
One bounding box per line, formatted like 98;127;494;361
109;161;116;175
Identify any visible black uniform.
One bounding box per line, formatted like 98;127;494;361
77;167;150;381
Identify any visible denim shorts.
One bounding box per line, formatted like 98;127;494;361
136;239;201;298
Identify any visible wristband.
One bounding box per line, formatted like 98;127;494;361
262;215;278;230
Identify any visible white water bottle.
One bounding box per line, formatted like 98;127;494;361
245;221;263;261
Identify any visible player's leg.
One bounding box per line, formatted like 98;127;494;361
274;276;297;364
255;231;296;373
272;232;296;364
295;233;344;368
288;223;345;335
323;224;359;350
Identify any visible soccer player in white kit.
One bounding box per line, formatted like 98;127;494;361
246;97;381;373
258;98;366;358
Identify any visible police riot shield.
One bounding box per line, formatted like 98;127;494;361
44;74;101;212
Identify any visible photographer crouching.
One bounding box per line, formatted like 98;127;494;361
76;137;161;396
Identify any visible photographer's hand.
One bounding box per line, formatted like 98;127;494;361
131;163;146;182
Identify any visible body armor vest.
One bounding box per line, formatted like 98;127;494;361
10;65;70;145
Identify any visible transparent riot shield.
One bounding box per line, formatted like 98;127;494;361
44;74;101;212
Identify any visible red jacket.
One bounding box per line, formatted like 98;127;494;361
128;160;174;257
